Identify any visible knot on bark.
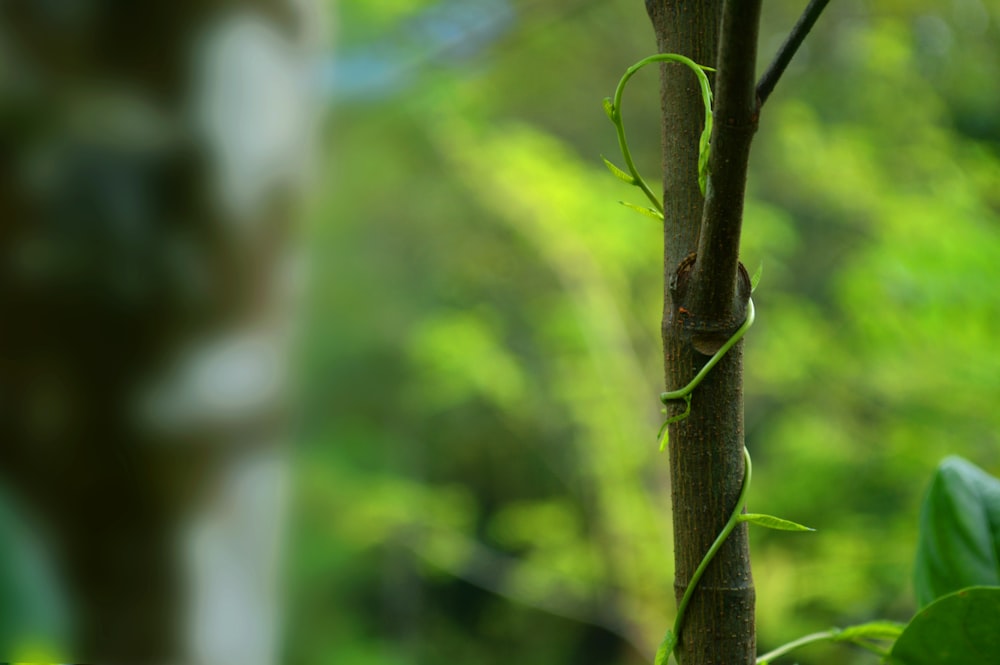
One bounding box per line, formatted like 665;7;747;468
669;253;751;355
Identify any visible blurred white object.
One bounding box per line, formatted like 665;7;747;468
191;12;315;222
184;450;289;665
137;330;287;433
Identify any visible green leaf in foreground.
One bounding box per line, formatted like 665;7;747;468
738;513;814;532
886;586;1000;664
914;456;1000;607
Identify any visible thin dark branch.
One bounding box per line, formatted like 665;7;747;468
755;0;831;106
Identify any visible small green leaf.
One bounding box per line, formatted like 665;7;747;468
697;111;712;196
602;96;615;120
657;396;691;451
835;620;906;642
697;143;710;195
602;157;636;184
619;201;664;221
887;587;1000;664
657;420;669;451
750;262;763;293
654;629;677;665
738;513;815;532
914;457;1000;607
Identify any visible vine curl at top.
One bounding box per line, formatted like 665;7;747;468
602;53;715;219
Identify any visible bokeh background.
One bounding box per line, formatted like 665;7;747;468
4;1;1000;664
292;1;1000;663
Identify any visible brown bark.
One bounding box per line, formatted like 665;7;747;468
646;1;760;663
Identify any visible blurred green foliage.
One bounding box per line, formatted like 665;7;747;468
287;1;1000;664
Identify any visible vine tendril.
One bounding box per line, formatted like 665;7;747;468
657;298;755;450
603;53;715;213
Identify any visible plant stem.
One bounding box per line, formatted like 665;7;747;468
755;630;838;664
755;628;896;664
610;63;664;214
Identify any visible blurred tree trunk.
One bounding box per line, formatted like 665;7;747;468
0;2;319;663
646;1;760;663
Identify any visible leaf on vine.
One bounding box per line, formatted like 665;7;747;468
835;620;905;642
696;102;712;196
602;96;615;121
739;513;815;532
750;262;764;293
657;420;669;451
697;135;711;196
602;157;636;184
654;629;677;665
619;201;664;220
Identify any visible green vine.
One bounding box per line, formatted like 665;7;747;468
602;53;715;219
656;297;756;450
755;621;905;664
652;297;812;665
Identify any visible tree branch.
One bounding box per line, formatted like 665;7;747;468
756;0;831;106
683;0;760;348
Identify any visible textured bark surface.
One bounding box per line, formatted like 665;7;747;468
645;2;757;663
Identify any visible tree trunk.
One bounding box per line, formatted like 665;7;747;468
646;2;760;663
0;2;319;663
